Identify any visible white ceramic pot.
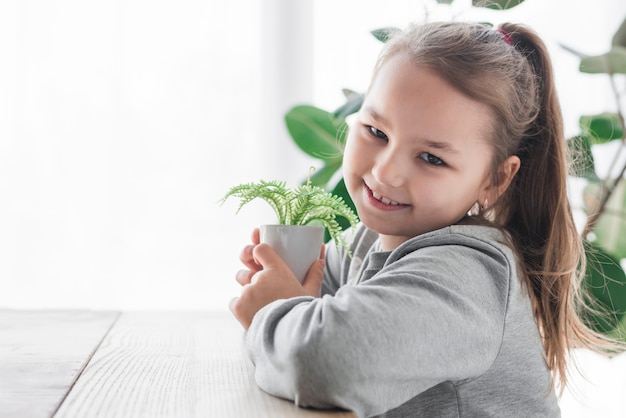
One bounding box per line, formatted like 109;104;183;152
259;225;325;283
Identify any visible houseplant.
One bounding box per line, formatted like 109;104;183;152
562;16;626;338
221;172;359;282
284;2;626;338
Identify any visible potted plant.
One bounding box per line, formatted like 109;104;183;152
221;172;359;282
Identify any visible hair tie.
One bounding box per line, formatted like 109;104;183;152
496;28;513;45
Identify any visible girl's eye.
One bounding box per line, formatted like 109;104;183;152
368;126;388;141
419;152;446;166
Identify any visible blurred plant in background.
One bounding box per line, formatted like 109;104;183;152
562;17;626;339
284;0;626;339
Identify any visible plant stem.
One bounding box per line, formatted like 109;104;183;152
582;160;626;238
581;74;626;238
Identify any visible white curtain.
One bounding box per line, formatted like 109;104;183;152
1;0;625;415
0;0;315;310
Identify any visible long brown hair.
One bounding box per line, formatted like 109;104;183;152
376;21;618;390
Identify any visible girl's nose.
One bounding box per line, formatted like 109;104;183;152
372;148;406;188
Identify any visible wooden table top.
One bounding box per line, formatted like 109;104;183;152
0;310;355;418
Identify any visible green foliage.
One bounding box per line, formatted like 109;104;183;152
580;113;624;143
567;135;598;181
370;27;401;43
472;0;526;10
613;18;626;48
580;46;626;75
221;177;359;253
285;105;345;157
588;182;626;264
284;104;359;242
583;241;626;335
563;17;626;338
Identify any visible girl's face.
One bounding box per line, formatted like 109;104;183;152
343;53;498;250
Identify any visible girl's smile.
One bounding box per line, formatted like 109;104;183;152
363;181;410;210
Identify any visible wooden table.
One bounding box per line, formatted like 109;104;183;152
0;310;355;418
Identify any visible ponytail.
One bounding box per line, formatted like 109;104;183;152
497;23;616;392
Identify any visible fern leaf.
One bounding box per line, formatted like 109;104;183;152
221;180;291;224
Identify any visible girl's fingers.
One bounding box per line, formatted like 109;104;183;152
239;244;262;271
236;269;253;286
319;243;326;260
251;228;260;245
252;243;288;271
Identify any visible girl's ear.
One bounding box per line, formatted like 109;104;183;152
483;155;521;205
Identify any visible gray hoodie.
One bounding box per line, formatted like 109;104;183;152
245;224;560;417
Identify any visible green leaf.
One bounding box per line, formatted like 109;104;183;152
472;0;525;10
593;180;626;260
580;113;624;144
323;178;358;242
333;93;364;121
341;88;358;99
611;310;626;341
582;241;626;335
436;0;455;4
567;135;598;180
285;105;344;161
583;181;608;216
559;43;588;59
580;46;626;75
221;180;291;224
612;17;626;47
371;27;401;43
306;159;342;188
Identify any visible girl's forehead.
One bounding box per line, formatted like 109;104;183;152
369;55;492;122
362;54;496;157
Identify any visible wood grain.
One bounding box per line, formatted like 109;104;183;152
0;310;119;418
55;311;354;418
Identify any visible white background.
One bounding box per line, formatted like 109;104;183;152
1;0;626;416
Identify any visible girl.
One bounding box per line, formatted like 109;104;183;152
230;22;615;417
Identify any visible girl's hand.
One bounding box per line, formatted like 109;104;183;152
230;230;325;329
235;228;262;287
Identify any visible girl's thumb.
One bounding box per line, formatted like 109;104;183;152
252;243;284;270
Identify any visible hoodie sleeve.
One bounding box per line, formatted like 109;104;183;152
245;233;513;418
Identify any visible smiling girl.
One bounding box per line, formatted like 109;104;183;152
229;22;617;417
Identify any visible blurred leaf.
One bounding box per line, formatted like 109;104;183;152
436;0;455;4
583;181;608;217
580;46;626;75
285;105;343;161
333;93;364;121
583;241;626;335
306;159;342;188
612;17;626;47
559;43;588;59
472;0;525;10
324;178;358;242
371;27;401;43
611;311;626;342
594;181;626;260
580;113;624;144
341;88;359;99
567;135;598;180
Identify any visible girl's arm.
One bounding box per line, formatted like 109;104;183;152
245;239;511;417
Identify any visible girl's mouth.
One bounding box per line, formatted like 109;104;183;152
371;190;401;206
363;183;410;210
